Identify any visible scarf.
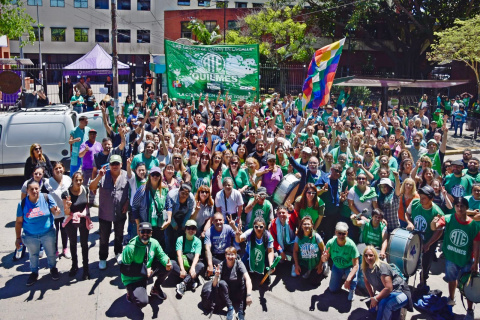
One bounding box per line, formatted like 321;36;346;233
353;185;377;202
378;188;395;206
276;217;294;249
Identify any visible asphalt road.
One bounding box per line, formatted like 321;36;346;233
0;153;476;320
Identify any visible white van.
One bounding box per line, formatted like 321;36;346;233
0;105;106;177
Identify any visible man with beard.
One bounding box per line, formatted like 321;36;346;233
121;222;172;307
444;160;475;214
248;140;271;167
130;141;159;173
216;131;238;153
401;133;428;164
204;212;237;276
93;135;125;177
243;129;257;155
462;149;473;169
463;157;480;183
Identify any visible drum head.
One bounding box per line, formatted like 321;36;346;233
463;275;480;303
404;233;421;276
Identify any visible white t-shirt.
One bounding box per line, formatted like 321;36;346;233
47;175;72;218
215;189;244;218
347;187;377;217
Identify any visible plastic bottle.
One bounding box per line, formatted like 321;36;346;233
15;243;23;260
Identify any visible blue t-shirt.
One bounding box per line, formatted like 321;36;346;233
17;194;57;236
204;225;236;255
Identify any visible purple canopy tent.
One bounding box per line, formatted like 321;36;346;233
63;44;129;76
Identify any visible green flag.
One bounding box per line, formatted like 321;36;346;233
165;40;260;102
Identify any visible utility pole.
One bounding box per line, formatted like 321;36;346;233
36;3;43;84
111;0;119;115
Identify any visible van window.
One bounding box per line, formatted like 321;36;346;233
6;123;67;147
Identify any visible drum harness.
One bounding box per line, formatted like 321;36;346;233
459;272;478;311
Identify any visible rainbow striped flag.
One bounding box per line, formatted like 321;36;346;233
302;38;345;111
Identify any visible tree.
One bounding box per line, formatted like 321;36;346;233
226;1;316;65
0;0;36;46
187;19;222;45
302;0;480;78
428;15;480;96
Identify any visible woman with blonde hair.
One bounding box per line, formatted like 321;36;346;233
24;143;53;179
245;157;261;191
172;152;190;184
397;178;419;228
362;246;413;320
191;185;214;238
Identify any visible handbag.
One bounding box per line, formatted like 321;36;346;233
120;244;149;277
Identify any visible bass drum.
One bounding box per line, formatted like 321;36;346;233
387;228;422;277
458;272;480;303
272;174;300;206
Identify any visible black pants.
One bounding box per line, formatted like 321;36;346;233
54;217;68;252
211;253;225;267
65;219;89;268
171;259;205;285
215;280;245;311
99;218;126;261
126;259;171;309
421;240;438;284
152;227;166;251
165;226;185;257
319;214;340;243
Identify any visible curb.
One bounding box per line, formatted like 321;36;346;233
445;148;480;156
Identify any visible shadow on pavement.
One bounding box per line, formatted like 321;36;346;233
5;220;15;228
105;294;145;320
347;307;374;319
313;288;353;313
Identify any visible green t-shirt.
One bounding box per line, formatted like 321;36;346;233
326;236;359;269
222;168;249;189
294;98;303;112
275;114;284;129
175;235;202;255
190;164;214;194
444;173;474;202
442;214;480;267
410;199;444;243
425;152;442;176
299;133;320;147
299;198;325;225
131;154;160;173
246;199;273;229
361;221;386;248
296;233;322;270
149;188;168;227
465;195;480;210
123;102;134;117
462;169;480;183
444;100;451;111
322;111;332;123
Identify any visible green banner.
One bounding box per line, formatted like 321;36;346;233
165;40;260;102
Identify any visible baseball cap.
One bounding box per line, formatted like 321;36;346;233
302;147;312;154
89;129;97;133
180;183;192;193
109;155;122;164
378;178;393;188
451;159;463;166
133;120;141;126
427;139;438;146
138;114;145;119
326;105;333;109
138;222;152;231
150;166;161;175
267;154;276;161
435;108;442;113
185;220;197;228
418;185;435;198
256;187;268;196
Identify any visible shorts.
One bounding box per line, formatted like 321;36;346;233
443;259;473;282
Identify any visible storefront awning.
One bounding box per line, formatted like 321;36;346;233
333;76;471;88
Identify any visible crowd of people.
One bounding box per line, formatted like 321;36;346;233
14;88;480;320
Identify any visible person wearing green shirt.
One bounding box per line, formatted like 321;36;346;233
405;185;444;288
432;108;444;127
294;183;325;231
131;141;160;174
244;187;274;229
294;93;304;115
323;222;360;301
465;184;480;218
120;222;172;308
444;160;475;214
322;105;334;123
351;209;387;259
122;95;135;118
222;156;249;192
70;91;85;114
189;155;214;195
292;216;328;286
171;220;204;297
463;157;480;183
431;197;480;317
425;128;448;177
299;126;320;147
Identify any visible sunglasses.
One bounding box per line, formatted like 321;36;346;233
357;177;366;181
186;226;197;230
173;157;181;160
306;191;316;195
336;232;347;236
140;230;152;234
200;190;209;194
254;225;264;230
110;162;121;166
331;169;341;173
150;172;161;178
34;147;42;151
230;162;239;165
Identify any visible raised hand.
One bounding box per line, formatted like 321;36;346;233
321;248;330;263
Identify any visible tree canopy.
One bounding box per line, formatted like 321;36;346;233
187;19;222;45
0;0;36;46
428;14;480;95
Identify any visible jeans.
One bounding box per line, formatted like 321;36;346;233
376;291;408;320
171;260;205;285
70;157;82;177
54;217;68;252
454;121;464;136
329;264;358;292
65;218;90;268
99;218;126;261
22;228;57;273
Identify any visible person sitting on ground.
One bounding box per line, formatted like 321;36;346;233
120;222;172;308
269;204;298;261
350;208;388;260
244;187;274;230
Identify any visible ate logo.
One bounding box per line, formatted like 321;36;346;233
413;215;427;231
202;53;225;73
449;229;468;247
451;185;465;197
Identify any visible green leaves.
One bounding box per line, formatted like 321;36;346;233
187;19;222;45
0;1;36;46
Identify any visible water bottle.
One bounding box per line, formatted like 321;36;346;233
15;243;23;260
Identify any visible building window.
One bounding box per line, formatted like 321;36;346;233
137;0;150;10
74;0;88;8
118;29;130;43
27;0;42;5
227;20;239;30
235;2;247;8
216;0;227;8
252;3;263;7
32;27;44;41
95;29;109;42
181;22;192;39
50;0;64;7
51;28;66;41
95;0;108;9
74;28;89;42
137;30;150;43
198;0;210;6
204;21;217;33
178;0;190;5
118;0;130;10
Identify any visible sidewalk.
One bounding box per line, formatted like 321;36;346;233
444;122;480;155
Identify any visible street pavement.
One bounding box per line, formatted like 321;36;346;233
0;128;477;320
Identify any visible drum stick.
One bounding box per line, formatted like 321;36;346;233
467;273;473;287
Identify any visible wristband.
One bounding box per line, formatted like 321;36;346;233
16;237;21;240
373;296;378;302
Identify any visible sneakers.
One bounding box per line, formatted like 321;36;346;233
291;265;297;277
348;289;355;301
50;267;60;280
465;309;474;320
39;245;45;258
115;253;122;264
447;297;456;306
323;264;330;277
63;248;72;259
69;266;78;277
237;310;245;320
26;272;38;286
191;280;199;292
150;286;167;300
226;307;235;320
176;282;186;297
99;260;107;270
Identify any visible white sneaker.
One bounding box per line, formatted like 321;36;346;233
447;297;456;306
348;289;355;301
115;254;122;264
291;265;297;277
99;260;107;270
